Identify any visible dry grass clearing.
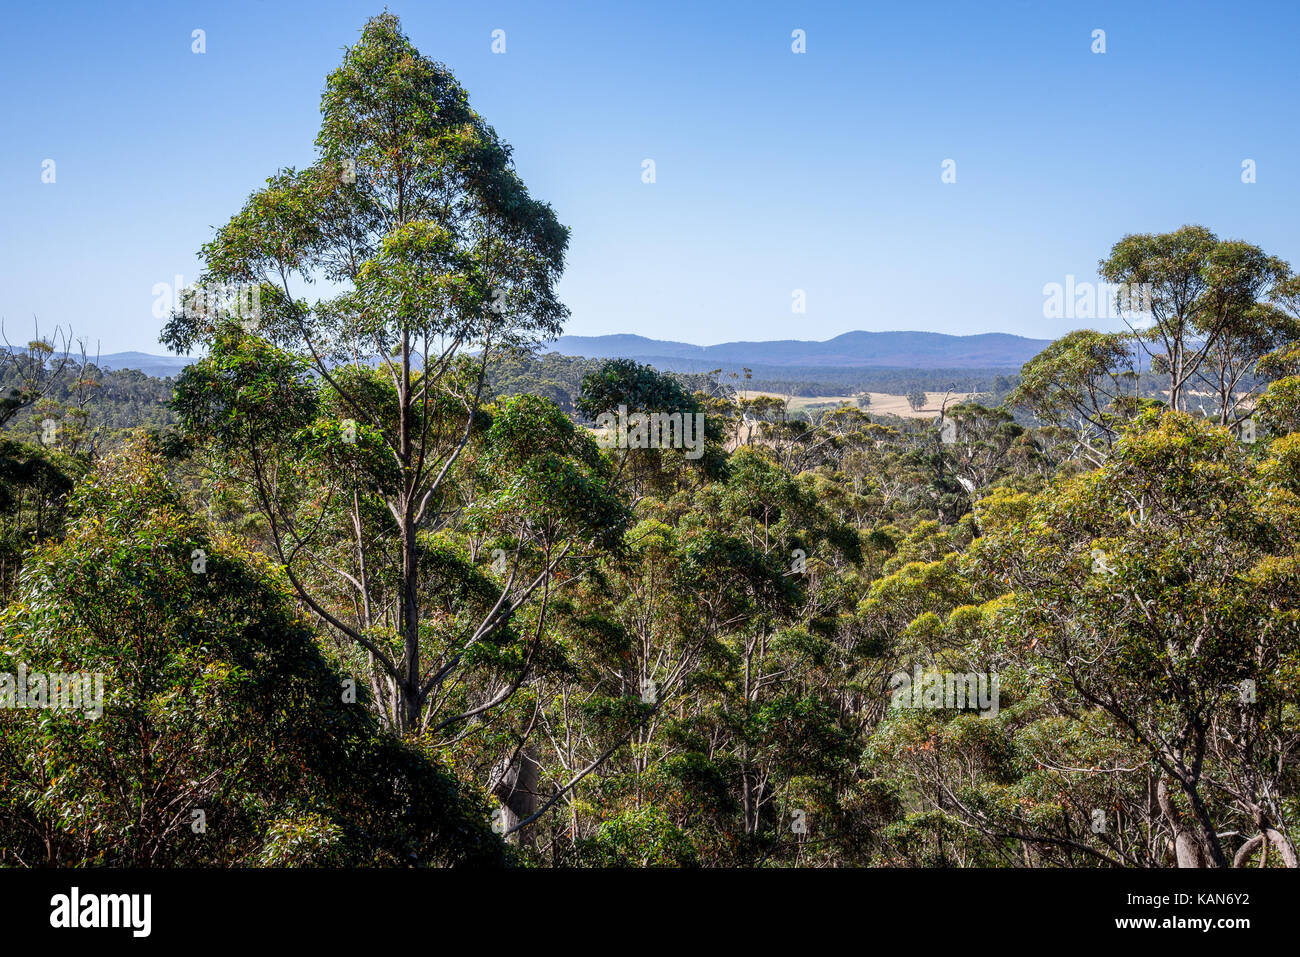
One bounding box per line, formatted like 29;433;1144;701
739;390;979;419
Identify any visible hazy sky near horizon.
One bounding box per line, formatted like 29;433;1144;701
3;0;1299;355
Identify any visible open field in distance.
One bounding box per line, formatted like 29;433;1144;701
740;390;980;418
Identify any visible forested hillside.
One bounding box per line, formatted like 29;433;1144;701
1;14;1295;870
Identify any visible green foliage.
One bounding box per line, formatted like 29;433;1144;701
568;807;697;867
0;439;80;599
0;440;505;866
576;358;699;421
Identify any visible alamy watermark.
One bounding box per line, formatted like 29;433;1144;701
152;275;262;327
890;666;999;717
1;663;104;719
593;405;705;460
1042;276;1152;321
50;887;150;937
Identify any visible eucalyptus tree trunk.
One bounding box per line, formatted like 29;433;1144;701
491;749;540;848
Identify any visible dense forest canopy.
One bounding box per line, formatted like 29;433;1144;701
1;14;1297;870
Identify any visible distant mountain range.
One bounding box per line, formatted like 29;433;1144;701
547;331;1052;371
93;352;197;377
40;331;1050;377
0;348;197;378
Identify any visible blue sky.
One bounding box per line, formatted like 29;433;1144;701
3;0;1298;354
